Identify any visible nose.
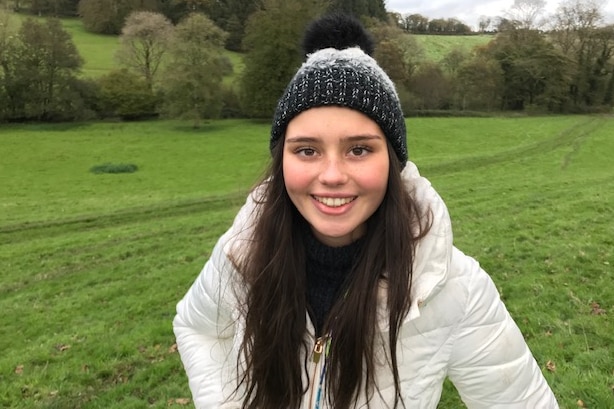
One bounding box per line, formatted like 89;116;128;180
318;156;348;186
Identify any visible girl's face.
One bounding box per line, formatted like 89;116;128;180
283;106;389;247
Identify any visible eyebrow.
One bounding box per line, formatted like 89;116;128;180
285;134;384;144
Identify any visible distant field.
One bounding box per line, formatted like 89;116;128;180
6;13;119;77
59;18;121;77
1;115;613;408
414;34;493;61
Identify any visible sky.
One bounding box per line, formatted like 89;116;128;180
386;0;614;30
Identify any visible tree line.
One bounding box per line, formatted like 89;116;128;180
0;0;612;125
3;0;387;50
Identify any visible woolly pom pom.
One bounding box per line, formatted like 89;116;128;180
302;13;374;57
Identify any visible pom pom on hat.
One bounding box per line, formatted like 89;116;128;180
270;13;408;168
302;13;375;56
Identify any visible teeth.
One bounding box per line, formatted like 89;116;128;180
315;196;355;207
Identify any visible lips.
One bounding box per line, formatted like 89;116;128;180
313;195;356;207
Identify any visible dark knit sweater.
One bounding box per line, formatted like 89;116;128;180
304;230;363;336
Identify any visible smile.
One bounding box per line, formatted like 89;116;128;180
313;196;356;207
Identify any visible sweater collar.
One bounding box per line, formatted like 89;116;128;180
303;227;364;271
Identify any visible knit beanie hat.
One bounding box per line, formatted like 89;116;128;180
270;13;408;168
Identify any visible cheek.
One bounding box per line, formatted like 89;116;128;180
282;155;308;193
357;162;389;194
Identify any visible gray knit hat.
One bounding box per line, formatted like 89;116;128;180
270;14;407;168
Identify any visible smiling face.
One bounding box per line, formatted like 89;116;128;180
283;106;390;247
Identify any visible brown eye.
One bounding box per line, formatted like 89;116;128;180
350;146;369;156
298;148;316;156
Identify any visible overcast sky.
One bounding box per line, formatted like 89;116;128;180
386;0;614;30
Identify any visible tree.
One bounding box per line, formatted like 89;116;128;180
97;68;158;119
0;8;17;120
366;20;425;112
409;62;451;110
441;47;469;75
239;0;326;118
116;11;173;90
483;28;572;111
166;0;260;51
478;16;493;32
329;0;387;21
495;17;519;32
456;54;504;111
164;0;210;22
429;18;446;33
450;18;472;34
403;13;429;34
160;12;229;127
78;0;158;34
370;21;424;88
550;0;613;109
199;0;261;51
22;0;79;16
504;0;547;30
7;18;85;120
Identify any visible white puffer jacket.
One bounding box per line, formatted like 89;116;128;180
173;162;559;409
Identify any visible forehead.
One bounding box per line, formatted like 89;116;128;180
285;106;384;138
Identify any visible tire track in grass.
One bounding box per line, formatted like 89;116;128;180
420;117;606;177
0;191;248;244
0;218;228;296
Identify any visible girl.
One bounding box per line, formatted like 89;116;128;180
173;13;559;409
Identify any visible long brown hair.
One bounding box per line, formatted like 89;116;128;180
232;138;432;408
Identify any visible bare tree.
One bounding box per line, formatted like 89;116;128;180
116;11;174;91
551;0;604;38
478;16;492;32
550;0;611;107
505;0;547;29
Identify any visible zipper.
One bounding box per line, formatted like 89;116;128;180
308;336;329;409
313;337;325;364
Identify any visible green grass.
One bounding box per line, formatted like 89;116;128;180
0;120;269;225
414;34;493;61
1;115;613;408
59;18;121;77
224;50;245;87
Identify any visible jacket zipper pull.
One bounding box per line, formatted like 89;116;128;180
312;337;325;364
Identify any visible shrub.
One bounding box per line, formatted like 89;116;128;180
90;163;139;174
96;69;159;120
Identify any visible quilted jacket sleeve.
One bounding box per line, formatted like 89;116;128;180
447;249;559;408
173;192;260;409
173;235;238;409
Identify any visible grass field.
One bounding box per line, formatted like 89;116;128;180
59;18;121;78
414;34;493;61
1;115;613;408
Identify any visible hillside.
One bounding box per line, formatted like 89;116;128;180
5;11;493;77
414;34;494;61
6;13;120;77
